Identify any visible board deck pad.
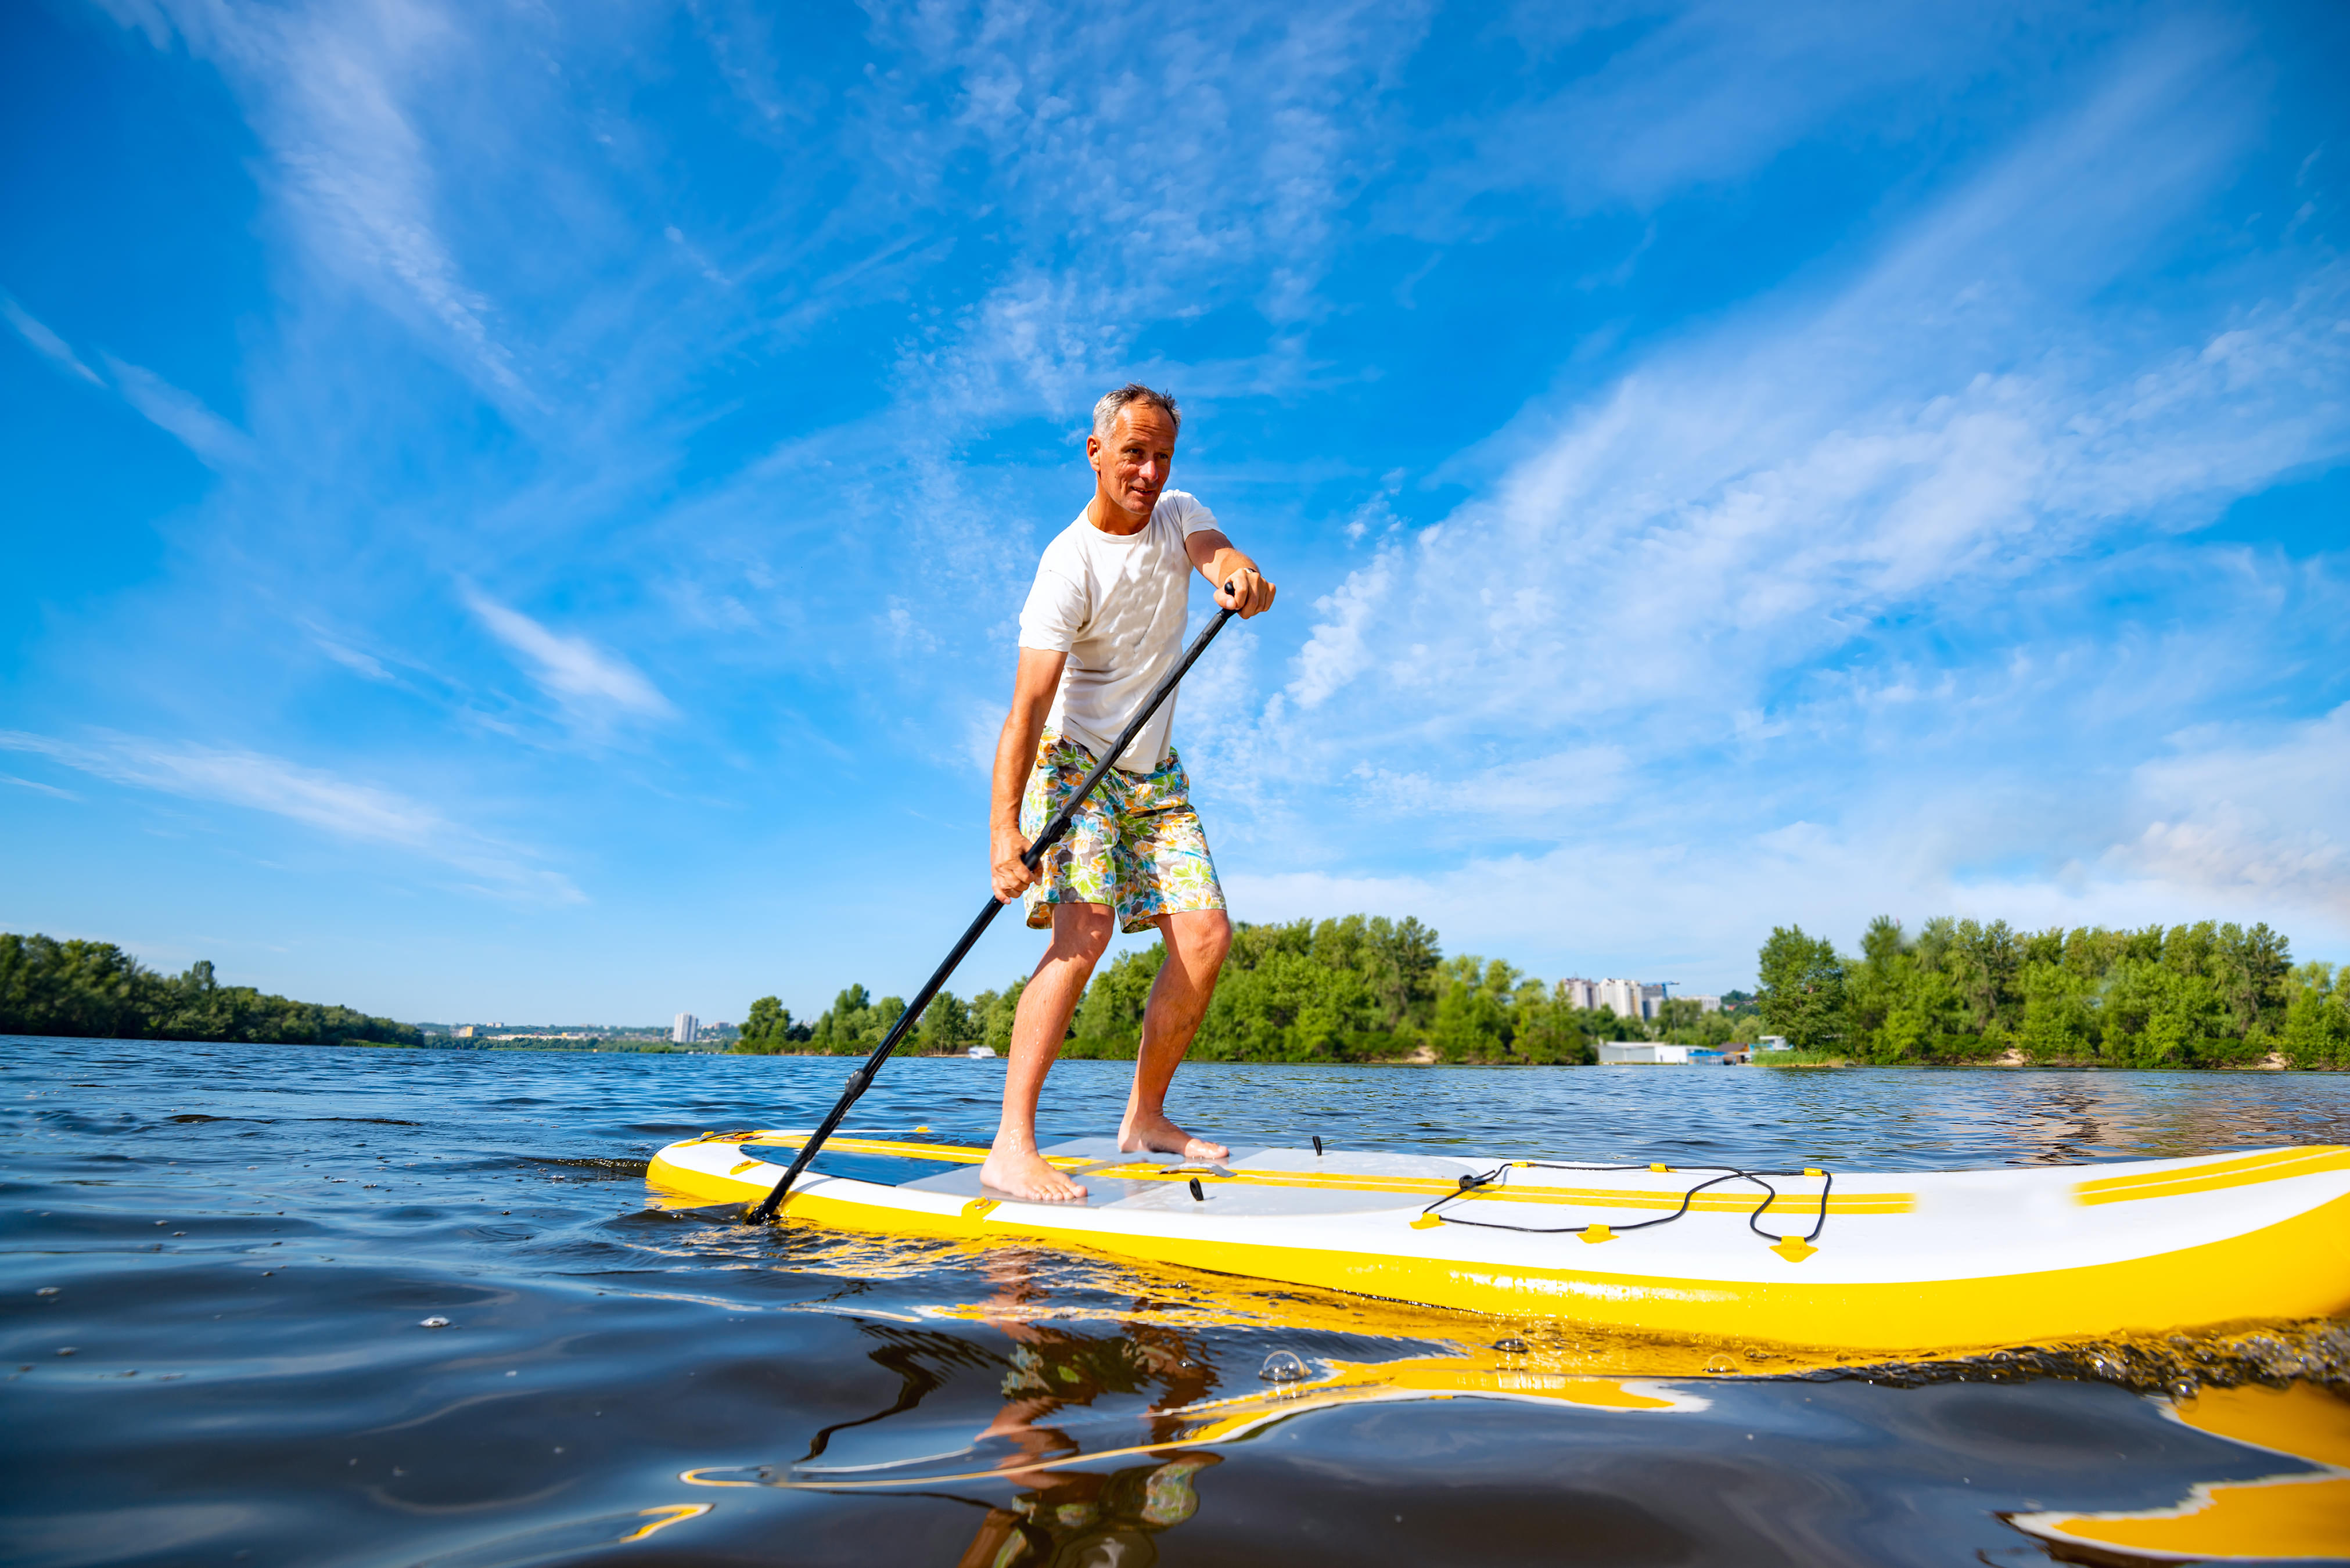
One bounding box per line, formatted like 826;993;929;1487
892;1138;1492;1217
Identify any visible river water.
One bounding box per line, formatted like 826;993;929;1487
5;1035;2348;1567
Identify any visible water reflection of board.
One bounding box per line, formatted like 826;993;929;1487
646;1132;2350;1354
2006;1382;2350;1564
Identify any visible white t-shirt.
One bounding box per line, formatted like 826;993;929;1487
1017;490;1221;772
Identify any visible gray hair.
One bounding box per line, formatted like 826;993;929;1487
1091;383;1181;440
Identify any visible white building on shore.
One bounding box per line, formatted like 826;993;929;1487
671;1013;699;1045
1597;1041;1737;1065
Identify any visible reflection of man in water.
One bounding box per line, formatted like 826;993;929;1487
953;1251;1222;1566
953;1449;1216;1568
975;1250;1220;1463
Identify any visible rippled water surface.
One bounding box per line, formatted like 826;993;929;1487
6;1036;2349;1567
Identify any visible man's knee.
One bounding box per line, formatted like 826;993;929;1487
1048;904;1116;966
1167;909;1231;969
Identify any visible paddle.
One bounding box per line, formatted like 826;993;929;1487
745;582;1244;1224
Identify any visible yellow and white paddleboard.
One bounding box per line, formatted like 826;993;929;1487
648;1131;2350;1355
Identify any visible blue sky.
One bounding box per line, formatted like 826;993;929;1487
3;0;2346;1025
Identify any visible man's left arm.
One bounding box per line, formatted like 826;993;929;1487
1184;529;1276;618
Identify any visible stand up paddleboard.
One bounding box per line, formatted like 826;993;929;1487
651;1131;2350;1354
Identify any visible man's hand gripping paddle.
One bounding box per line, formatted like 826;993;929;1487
745;585;1243;1224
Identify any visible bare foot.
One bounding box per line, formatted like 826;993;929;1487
1118;1110;1228;1163
979;1145;1088;1203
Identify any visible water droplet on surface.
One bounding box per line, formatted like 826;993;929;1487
1705;1354;1737;1374
1259;1350;1309;1383
1493;1338;1529;1354
35;1287;58;1296
419;1317;449;1329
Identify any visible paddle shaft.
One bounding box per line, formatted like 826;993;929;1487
746;591;1240;1222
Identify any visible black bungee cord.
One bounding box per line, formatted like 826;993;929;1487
1417;1161;1835;1250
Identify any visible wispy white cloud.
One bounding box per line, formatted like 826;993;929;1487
2;292;103;384
314;639;394;682
462;588;678;727
1284;38;2338;749
1287;545;1396;711
1419;2;2083;220
100;354;256;470
99;0;524;401
2115;704;2350;916
0;729;579;902
2;773;81;801
869;1;1431;422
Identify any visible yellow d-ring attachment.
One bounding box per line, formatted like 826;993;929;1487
961;1199;998;1221
1580;1224;1615;1243
916;1125;930;1133
1410;1213;1443;1229
728;1160;764;1175
1648;1163;1670;1173
1772;1236;1819;1262
1803;1167;1824;1178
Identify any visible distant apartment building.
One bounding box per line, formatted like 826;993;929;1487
1563;979;1654;1019
671;1013;699;1045
455;1025;476;1039
1565;979;1722;1020
1590;978;1644;1020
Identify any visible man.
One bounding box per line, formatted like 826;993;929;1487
978;384;1275;1202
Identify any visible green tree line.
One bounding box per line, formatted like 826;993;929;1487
735;915;1762;1065
1758;917;2350;1067
0;932;422;1046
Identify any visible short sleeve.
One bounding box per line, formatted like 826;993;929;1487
1166;491;1220;537
1016;543;1086;652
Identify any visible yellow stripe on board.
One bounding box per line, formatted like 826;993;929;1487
2075;1146;2350;1207
1074;1162;1914;1217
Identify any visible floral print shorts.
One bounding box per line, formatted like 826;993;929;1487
1020;733;1226;934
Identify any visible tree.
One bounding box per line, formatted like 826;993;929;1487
917;990;979;1052
735;996;808;1053
2281;963;2348;1068
971;980;1027;1053
0;931;421;1046
1756;925;1846;1051
1430;956;1519;1062
807;985;897;1054
1512;981;1594;1063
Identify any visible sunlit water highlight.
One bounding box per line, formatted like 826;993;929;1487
5;1036;2348;1567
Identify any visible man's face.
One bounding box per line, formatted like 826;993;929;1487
1088;405;1177;518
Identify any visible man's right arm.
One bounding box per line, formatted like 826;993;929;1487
990;647;1067;901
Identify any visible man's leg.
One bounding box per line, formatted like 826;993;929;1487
980;901;1115;1201
1117;908;1233;1160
